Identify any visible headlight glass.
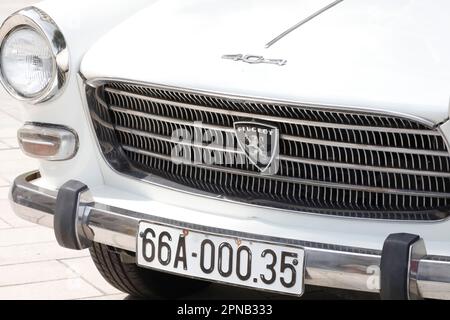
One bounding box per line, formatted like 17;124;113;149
0;27;55;97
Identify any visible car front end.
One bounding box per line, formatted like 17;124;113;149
3;0;450;299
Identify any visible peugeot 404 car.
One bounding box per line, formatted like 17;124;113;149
2;0;450;299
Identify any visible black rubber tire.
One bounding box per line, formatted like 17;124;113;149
89;242;210;299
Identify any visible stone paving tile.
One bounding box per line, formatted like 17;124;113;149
0;137;19;149
0;218;11;229
0;141;12;150
0;148;24;161
0;199;36;228
80;293;128;300
0;278;102;300
0;149;37;183
0;260;77;287
0;113;21;139
0;242;89;266
0;187;10;199
60;257;122;295
0;101;24;123
0;226;55;247
0;177;9;188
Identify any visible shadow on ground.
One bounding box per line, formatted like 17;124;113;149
123;284;379;300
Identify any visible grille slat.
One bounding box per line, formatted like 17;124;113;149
110;105;448;157
110;104;450;173
86;81;450;220
114;125;450;179
122;143;450;199
105;87;441;136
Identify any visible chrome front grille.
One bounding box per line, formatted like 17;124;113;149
86;80;450;220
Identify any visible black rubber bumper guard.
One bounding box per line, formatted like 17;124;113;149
54;180;91;251
54;180;428;300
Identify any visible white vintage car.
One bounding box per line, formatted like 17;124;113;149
2;0;450;300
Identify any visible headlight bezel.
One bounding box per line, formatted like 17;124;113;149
0;7;69;104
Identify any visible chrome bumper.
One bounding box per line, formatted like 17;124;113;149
9;171;450;300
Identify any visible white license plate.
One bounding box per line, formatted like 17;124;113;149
136;221;305;296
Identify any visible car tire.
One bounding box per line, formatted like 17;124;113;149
89;242;210;299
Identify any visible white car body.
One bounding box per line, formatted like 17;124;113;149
5;0;450;299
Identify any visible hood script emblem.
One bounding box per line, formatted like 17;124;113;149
222;54;287;66
234;121;280;174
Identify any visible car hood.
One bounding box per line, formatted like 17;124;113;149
81;0;450;125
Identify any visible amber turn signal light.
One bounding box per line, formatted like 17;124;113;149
17;123;78;161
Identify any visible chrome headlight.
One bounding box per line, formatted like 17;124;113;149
0;7;69;103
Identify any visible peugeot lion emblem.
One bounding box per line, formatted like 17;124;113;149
234;121;280;174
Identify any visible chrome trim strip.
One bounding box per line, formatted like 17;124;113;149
87;77;438;129
122;145;450;199
9;171;56;228
9;171;450;299
111;106;234;133
110;106;447;157
279;154;450;178
417;258;450;299
0;6;69;104
117;125;450;178
408;239;427;299
280;134;448;157
104;87;441;135
116;126;242;154
265;0;345;48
